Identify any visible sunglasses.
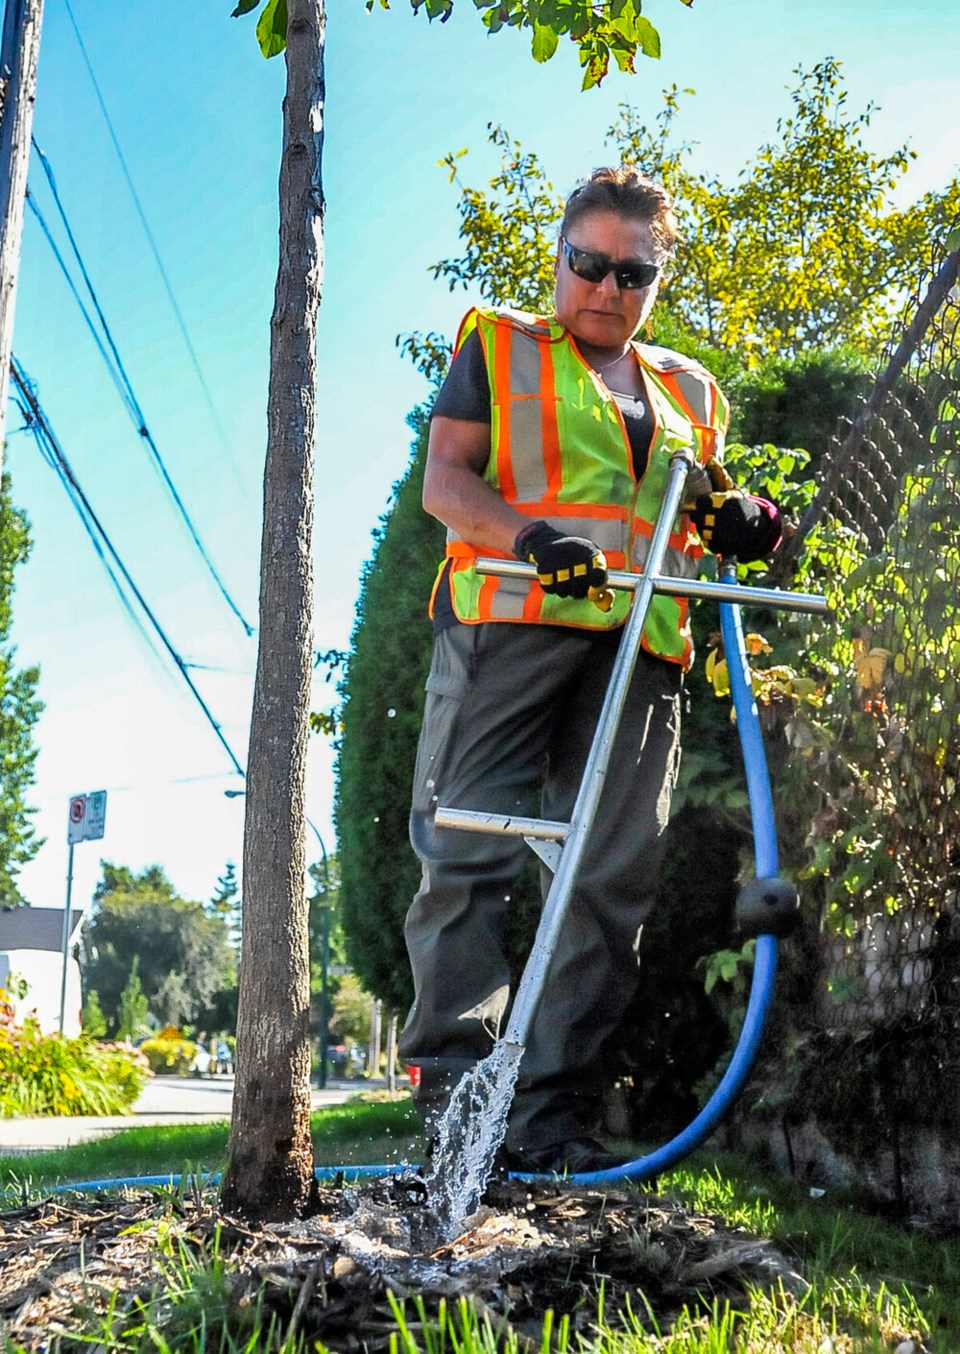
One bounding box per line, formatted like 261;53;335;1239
560;236;660;291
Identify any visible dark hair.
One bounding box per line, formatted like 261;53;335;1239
561;167;678;255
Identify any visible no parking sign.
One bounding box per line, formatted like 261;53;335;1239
67;791;107;845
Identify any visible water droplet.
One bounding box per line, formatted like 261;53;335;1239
504;894;512;902
373;816;380;823
387;707;397;718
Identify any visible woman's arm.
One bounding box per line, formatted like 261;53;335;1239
422;415;529;555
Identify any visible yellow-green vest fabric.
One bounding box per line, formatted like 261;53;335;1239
432;306;730;668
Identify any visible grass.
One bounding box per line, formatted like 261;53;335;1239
1;1101;957;1351
0;1093;423;1196
660;1152;960;1348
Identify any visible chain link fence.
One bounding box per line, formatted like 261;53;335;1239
755;222;960;1203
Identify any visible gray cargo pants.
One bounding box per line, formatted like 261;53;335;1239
398;620;682;1154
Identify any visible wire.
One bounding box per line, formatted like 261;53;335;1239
11;355;246;778
24;191;139;422
28;140;255;638
24;401;162;659
61;0;246;497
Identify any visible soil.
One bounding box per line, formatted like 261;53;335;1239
0;1174;805;1350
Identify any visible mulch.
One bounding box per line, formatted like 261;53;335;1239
0;1174;806;1350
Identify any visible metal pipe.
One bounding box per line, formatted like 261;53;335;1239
58;842;75;1035
477;558;828;617
433;808;568;841
502;449;695;1049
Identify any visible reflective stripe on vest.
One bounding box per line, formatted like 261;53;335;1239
437;307;728;666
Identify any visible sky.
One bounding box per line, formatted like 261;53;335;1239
7;0;959;918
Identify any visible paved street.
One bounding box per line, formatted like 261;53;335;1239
0;1075;389;1154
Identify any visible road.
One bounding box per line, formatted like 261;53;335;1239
0;1075;387;1155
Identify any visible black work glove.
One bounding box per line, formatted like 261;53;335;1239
514;519;608;599
691;491;782;562
682;455;736;509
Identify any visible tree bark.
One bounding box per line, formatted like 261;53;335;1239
221;0;325;1223
0;0;46;465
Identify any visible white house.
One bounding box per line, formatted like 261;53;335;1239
0;906;84;1037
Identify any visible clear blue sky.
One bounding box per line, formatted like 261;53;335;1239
9;0;959;915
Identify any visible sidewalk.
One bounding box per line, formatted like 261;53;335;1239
0;1075;390;1155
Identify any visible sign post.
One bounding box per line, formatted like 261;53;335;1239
59;790;107;1033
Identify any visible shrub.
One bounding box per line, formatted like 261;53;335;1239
139;1036;197;1076
0;999;151;1117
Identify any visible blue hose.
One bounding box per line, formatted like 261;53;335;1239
46;1165;414;1195
559;586;781;1186
45;587;781;1199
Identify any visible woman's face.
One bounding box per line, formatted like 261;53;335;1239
553;209;663;349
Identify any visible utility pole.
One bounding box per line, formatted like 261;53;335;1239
0;0;45;465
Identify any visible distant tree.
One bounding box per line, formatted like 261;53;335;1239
610;61;960;357
0;471;42;906
328;973;372;1049
81;988;108;1039
81;865;235;1033
208;861;241;950
116;958;151;1042
306;854;346;1043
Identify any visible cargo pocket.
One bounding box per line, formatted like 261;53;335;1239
410;631;476;815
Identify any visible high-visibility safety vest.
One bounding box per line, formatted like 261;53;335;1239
431;306;730;668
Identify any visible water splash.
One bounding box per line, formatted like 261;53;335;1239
425;1041;523;1239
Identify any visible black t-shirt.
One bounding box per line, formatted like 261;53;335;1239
432;330;655;477
430;330;655;634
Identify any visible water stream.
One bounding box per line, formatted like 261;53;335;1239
424;1041;523;1239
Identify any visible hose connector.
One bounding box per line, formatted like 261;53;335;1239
736;876;800;938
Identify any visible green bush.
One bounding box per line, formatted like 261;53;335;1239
139;1036;197;1075
0;1005;151;1117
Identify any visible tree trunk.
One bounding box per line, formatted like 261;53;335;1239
221;0;325;1223
0;0;46;465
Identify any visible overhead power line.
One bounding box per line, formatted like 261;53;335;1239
28;140;255;638
11;355;246;778
25;190;137;420
61;0;245;494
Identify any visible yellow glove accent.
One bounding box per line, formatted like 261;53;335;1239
682;457;736;511
588;586;615;612
704;457;735;493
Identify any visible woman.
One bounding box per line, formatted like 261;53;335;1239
398;166;780;1175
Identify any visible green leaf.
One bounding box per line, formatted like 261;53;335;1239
946;225;960;254
256;0;287;57
630;14;660;58
483;4;505;33
531;21;559;62
231;0;262;15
